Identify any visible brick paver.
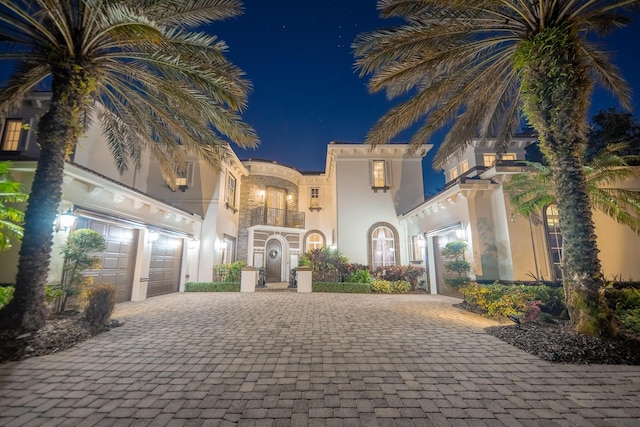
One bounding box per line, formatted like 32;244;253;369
1;293;639;426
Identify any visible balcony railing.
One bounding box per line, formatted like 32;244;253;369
250;207;305;228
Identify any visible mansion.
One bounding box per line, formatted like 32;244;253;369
1;93;640;302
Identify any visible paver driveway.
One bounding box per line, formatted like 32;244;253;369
1;293;639;427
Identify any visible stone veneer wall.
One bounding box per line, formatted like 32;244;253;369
237;174;299;263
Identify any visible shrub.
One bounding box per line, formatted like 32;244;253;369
462;282;564;320
371;280;392;293
312;282;371;293
0;285;14;310
442;240;470;288
185;282;240;292
347;269;372;284
213;261;247;282
58;229;107;311
391;280;412;294
372;265;425;290
606;288;640;334
84;284;117;328
301;247;349;282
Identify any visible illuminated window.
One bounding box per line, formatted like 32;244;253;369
226;174;237;208
370;225;397;269
483;153;516;167
305;231;325;252
372;160;387;188
310;187;319;208
460;160;469;174
544;205;563;281
173;162;193;191
449;166;459;181
412;235;426;262
1;119;22;151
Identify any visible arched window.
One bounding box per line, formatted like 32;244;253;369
544;205;563;280
304;231;325;253
369;223;398;268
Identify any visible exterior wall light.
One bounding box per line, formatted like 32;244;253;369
455;227;466;240
55;208;77;232
149;231;160;242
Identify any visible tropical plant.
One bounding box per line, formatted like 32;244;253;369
441;241;471;289
354;0;638;336
506;143;640;234
58;229;107;312
0;161;27;251
0;0;257;331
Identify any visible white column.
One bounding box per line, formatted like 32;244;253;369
241;266;258;292
297;267;312;293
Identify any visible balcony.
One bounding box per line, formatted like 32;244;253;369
250;207;305;228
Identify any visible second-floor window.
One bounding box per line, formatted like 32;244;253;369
310;187;319;208
449;166;459;181
483;153;516;167
226;174;237;209
371;160;389;189
1;119;23;151
460;160;469;174
173;162;193;191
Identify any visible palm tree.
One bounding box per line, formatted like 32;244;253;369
0;0;258;331
0;161;27;251
354;0;638;336
506;142;640;232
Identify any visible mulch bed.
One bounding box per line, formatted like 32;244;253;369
456;302;640;365
0;311;120;364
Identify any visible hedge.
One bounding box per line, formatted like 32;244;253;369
184;282;240;292
312;282;371;293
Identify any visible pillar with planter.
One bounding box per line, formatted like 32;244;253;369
296;267;312;293
241;266;258;292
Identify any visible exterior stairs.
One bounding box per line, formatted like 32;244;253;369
255;282;297;292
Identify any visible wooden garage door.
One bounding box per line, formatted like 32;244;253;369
76;217;137;303
147;234;183;297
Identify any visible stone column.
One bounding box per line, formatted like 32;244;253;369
296;267;312;293
241;266;258;292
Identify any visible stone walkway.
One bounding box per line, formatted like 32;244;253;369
1;293;639;426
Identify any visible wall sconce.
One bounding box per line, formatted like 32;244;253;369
257;190;265;198
455;227;466;240
219;241;228;250
417;235;426;248
55;208;76;232
287;194;293;201
149;231;160;242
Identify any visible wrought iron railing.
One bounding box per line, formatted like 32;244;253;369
250;207;305;228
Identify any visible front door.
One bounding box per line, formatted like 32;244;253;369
265;239;282;282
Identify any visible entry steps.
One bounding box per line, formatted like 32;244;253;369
255;282;297;292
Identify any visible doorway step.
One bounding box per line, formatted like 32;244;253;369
256;282;297;292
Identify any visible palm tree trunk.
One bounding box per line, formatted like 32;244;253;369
517;26;615;336
0;66;92;331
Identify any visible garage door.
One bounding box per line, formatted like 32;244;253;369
147;234;183;297
76;217;137;303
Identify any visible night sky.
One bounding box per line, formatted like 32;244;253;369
213;1;640;195
1;2;638;195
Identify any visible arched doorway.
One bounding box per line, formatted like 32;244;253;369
265;239;283;282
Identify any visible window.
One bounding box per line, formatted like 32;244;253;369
221;235;236;265
1;119;23;151
460;160;469;174
483;153;516;167
305;231;325;252
310;187;320;209
369;224;398;269
449;166;459;181
411;235;426;263
372;160;388;189
173;162;193;191
225;174;237;210
544;205;563;281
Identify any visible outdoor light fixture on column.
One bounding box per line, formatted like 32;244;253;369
55;208;77;232
455;227;466;240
